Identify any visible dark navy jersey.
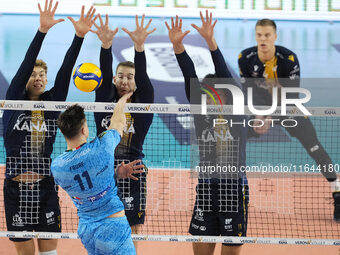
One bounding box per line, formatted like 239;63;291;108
238;45;300;106
94;48;154;160
175;48;247;179
3;30;84;178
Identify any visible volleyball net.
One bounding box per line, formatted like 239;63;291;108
0;100;339;245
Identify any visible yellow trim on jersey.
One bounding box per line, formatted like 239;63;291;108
288;55;295;62
31;110;45;155
264;56;278;81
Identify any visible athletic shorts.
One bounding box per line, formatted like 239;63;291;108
78;215;136;255
189;177;249;246
4;177;61;242
116;160;147;226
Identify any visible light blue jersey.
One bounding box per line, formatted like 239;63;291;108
51;129;124;222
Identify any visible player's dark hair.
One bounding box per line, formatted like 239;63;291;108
57;104;86;139
116;61;135;73
256;19;277;31
201;73;233;105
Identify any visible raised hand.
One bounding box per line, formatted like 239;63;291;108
91;14;118;49
68;5;96;38
38;0;64;33
122;14;156;52
116;160;145;180
165;15;190;46
191;10;217;51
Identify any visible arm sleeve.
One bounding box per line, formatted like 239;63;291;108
6;30;46;100
175;50;198;102
210;47;232;78
49;35;84;101
96;46;117;102
134;50;154;103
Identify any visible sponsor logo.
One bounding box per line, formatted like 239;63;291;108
105;105;114;110
224;225;233;230
13;114;48;132
23;234;36;238
288;55;295;62
294;240;311;245
185;238;201;242
310;240;325;245
6;234;15;238
223;238;233;243
333;241;340;245
246;51;256;59
256;239;271;244
194;208;204;221
61;234;70;239
12;214;24;227
148;237;161;241
3;103;24;109
128;105;151;112
169;237;179;242
199;226;206;231
55;104;69;110
46;211;54;219
82;105;96;111
33;103;45;109
278;240;288;244
324;109;336;115
46;211;55;225
191;223;199;229
225;218;232;225
289;74;299;80
178;107;190;112
241;239;255;244
133;236;147;241
124;196;134;210
70;162;85;171
289;65;300;74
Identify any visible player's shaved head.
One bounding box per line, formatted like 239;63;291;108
57;104;86;139
256;19;277;32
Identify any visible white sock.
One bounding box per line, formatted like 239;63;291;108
39;250;57;255
330;178;340;192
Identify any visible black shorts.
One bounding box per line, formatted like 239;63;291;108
189;178;249;246
116;160;147;226
4;177;61;242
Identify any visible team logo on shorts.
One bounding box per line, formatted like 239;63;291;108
12;213;24;227
194;208;204;221
46;211;55;225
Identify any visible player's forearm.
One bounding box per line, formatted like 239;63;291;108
134;43;144;52
172;43;185;54
134;50;154;103
108;121;124;137
211;47;232;78
109;106;126;136
205;37;217;51
7;30;46;100
53;35;84;101
96;46;114;102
